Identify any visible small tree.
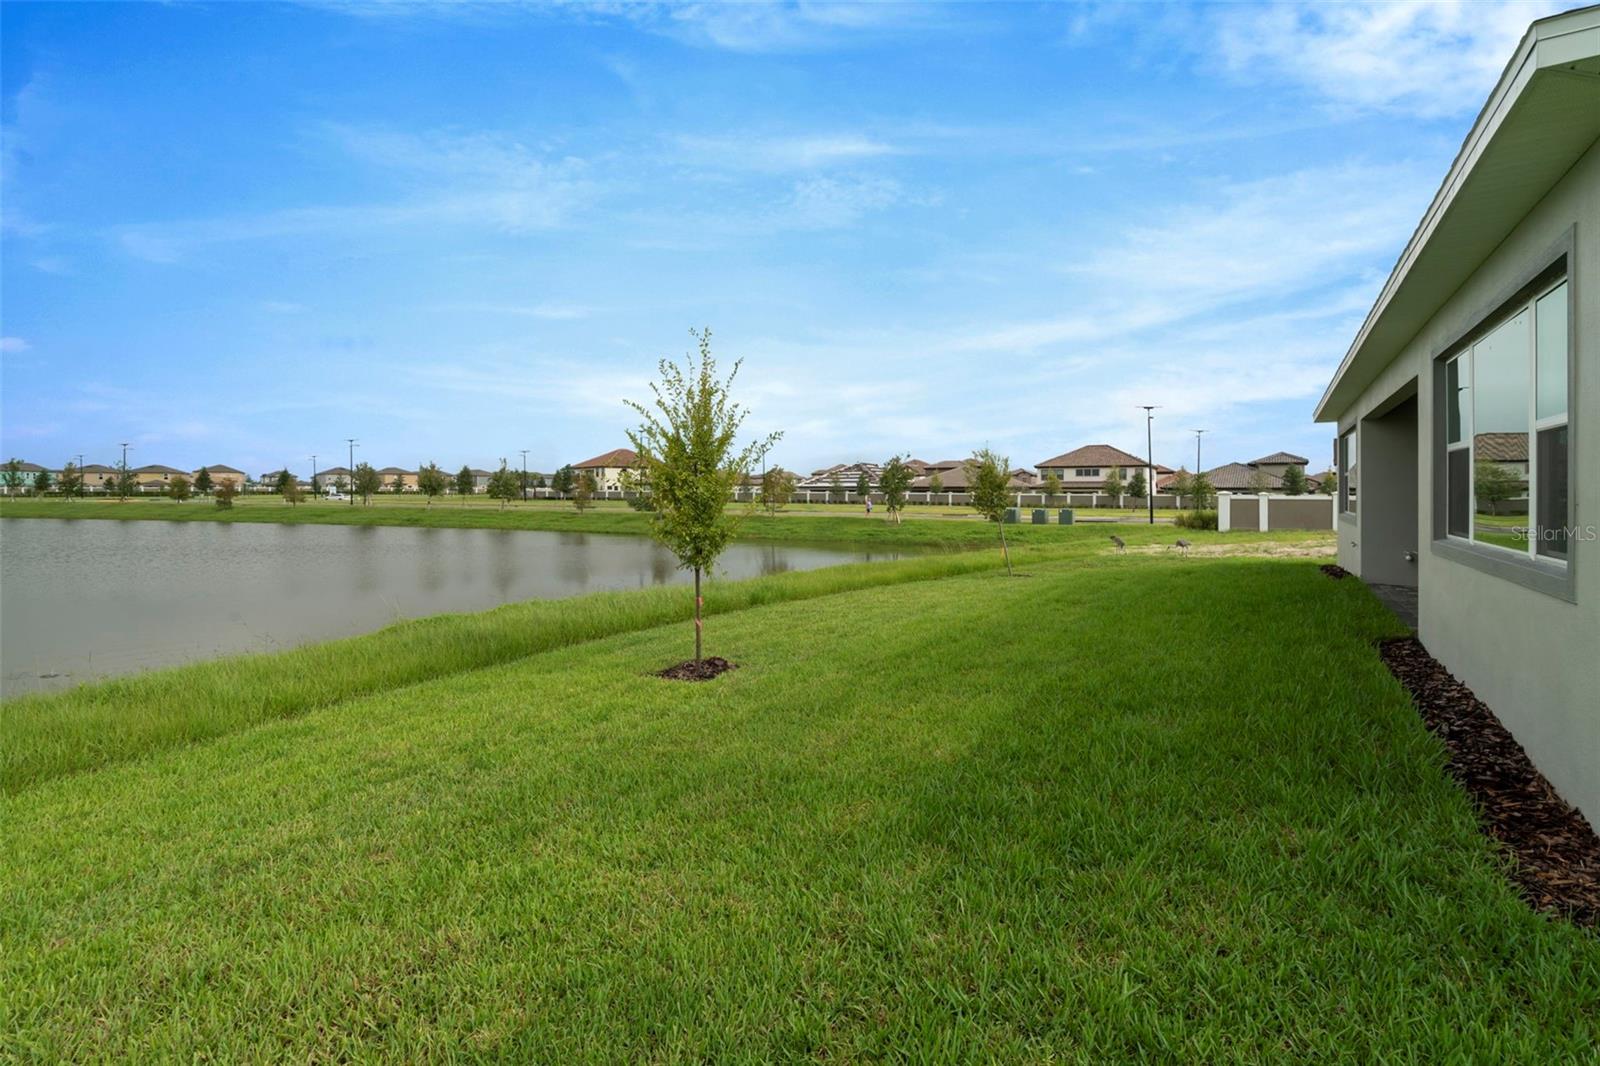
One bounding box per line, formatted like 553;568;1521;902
879;455;914;525
573;470;597;512
168;474;193;503
1041;472;1063;499
32;469;51;495
418;462;446;506
625;328;780;664
551;465;576;497
1100;466;1124;500
1190;470;1215;511
58;462;83;499
353;462;381;505
928;470;943;495
274;469;294;495
854;471;871;502
455;465;475;501
965;449;1015;576
757;467;794;516
829;472;845;504
213;477;237;509
2;459;23;495
1282;464;1307;496
194;467;214;495
1127;467;1147;499
487;464;519;510
1474;461;1521;516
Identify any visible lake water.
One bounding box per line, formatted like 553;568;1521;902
0;519;906;697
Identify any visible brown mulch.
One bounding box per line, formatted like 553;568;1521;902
1380;636;1600;928
655;657;738;682
1320;563;1350;580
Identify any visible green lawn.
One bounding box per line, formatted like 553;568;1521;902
3;546;1595;1060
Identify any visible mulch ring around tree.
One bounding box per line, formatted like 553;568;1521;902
655;657;738;682
1320;563;1351;580
1380;636;1600;929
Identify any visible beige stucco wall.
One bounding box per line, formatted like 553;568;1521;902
1335;138;1599;822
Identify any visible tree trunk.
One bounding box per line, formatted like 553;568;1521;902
998;521;1013;577
694;566;703;663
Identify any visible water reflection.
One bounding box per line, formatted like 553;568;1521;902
0;519;904;695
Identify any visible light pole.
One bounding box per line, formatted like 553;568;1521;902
1138;407;1158;525
519;449;529;502
346;439;357;505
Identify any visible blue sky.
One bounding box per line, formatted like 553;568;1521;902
0;0;1574;478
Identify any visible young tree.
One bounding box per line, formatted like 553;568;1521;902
58;462;83;499
625;328;780;664
1;459;23;495
1100;465;1125;499
829;471;845;504
964;448;1015;576
390;470;407;495
1041;472;1063;499
274;469;294;495
32;469;51;496
213;477;237;509
353;462;381;505
168;474;193;503
1126;467;1147;499
879;455;914;525
551;465;576;497
757;467;794;516
854;470;871;501
486;464;519;510
1474;461;1521;516
1282;464;1308;495
573;470;598;512
417;462;447;506
455;465;475;502
1190;470;1215;511
194;467;214;495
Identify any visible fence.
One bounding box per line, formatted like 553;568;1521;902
1216;492;1336;532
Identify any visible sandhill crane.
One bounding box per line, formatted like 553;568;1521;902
1109;534;1126;554
1173;538;1192;557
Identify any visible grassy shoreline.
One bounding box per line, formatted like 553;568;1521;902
0;496;1166;548
5;552;1596;1059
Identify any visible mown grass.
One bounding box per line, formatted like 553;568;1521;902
0;496;1174;547
3;554;1595;1060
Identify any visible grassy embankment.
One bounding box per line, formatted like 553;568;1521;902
3;547;1596;1059
0;496;1170;544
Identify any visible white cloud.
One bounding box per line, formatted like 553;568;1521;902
1213;1;1569;118
0;337;32;353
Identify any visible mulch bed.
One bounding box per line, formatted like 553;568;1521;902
1320;563;1351;580
1380;636;1600;928
655;657;738;682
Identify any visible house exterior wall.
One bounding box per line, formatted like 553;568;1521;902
1333;137;1599;822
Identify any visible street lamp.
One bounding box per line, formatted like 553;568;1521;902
1138;407;1158;525
346;439;358;505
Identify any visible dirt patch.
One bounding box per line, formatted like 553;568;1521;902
1380;636;1600;928
1320;563;1350;579
1122;539;1336;560
655;657;738;682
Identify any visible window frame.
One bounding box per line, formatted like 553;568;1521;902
1429;235;1577;604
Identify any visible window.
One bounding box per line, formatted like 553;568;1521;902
1440;276;1568;563
1339;430;1357;515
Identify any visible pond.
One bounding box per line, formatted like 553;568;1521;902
0;519;909;697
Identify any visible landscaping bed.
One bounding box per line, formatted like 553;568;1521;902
1380;636;1600;928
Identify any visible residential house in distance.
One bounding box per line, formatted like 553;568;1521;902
1035;445;1172;490
133;464;187;492
1314;6;1597;822
572;448;638;492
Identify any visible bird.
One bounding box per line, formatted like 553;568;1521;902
1109;534;1126;554
1173;538;1192;557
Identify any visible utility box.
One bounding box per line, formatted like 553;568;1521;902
1003;507;1020;524
1031;509;1048;524
1058;508;1075;525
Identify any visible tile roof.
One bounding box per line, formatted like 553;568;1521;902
573;448;638;469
